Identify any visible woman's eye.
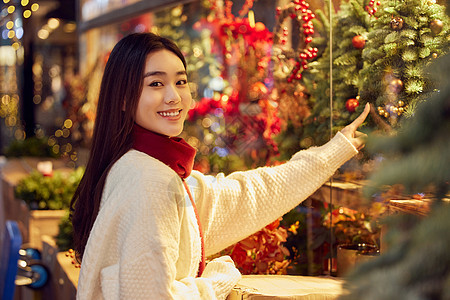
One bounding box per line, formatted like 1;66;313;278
177;79;187;85
149;81;163;87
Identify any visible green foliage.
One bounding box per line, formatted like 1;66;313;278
359;0;449;127
15;167;84;210
4;137;59;158
55;212;73;251
365;53;450;199
303;0;371;147
342;53;450;299
340;205;450;300
293;0;448;150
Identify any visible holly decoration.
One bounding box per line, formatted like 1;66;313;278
365;0;381;16
274;0;318;83
345;97;360;113
352;35;366;49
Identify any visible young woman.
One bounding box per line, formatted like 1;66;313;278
71;32;370;300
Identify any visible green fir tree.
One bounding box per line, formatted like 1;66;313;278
331;0;371;127
302;0;372;147
359;0;449;129
273;3;332;160
340;43;450;300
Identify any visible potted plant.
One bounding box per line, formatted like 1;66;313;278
323;202;386;276
14;167;84;249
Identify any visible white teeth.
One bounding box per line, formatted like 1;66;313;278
159;110;180;117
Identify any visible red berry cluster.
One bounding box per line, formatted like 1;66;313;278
365;0;381;16
238;0;255;17
275;0;317;82
289;47;318;82
65;249;81;268
224;0;233;19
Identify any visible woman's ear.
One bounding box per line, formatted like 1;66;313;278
190;100;196;110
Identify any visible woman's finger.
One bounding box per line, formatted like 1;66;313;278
353;131;368;150
349;102;370;130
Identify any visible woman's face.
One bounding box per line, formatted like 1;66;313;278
135;49;192;137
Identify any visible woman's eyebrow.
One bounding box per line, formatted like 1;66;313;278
143;70;187;78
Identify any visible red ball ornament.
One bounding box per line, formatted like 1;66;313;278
345;98;360;113
352;35;366;49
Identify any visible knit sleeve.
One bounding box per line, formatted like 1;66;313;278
192;132;358;256
85;160;240;300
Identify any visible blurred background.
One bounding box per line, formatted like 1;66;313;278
1;0;449;299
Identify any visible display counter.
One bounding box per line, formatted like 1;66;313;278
227;275;343;300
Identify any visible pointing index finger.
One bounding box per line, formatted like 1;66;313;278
349;102;370;130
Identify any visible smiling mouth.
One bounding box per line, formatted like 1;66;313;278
158;109;181;117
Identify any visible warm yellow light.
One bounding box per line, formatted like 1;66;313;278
7;5;15;13
48;18;60;29
52;144;60;154
6;21;14;29
64;119;73;128
33;95;41;104
3;0;11;4
14;129;25;140
63;22;77;33
55;129;63;137
37;29;49;39
248;10;255;28
12;42;20;50
62;129;70;138
31;3;39;11
23;10;31;18
21;0;29;6
8;30;15;39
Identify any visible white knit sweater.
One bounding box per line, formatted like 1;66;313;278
76;132;357;300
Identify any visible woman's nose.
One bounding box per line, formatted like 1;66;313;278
165;85;181;104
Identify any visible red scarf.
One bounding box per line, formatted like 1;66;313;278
132;124;206;277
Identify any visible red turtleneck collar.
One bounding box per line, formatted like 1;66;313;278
132;124;196;179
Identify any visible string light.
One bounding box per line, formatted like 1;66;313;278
48;18;60;29
6;21;14;29
63;22;77;33
7;5;15;13
21;0;29;6
248;10;255;28
23;10;31;18
31;3;39;11
64;119;73;128
15;27;23;39
37;29;49;39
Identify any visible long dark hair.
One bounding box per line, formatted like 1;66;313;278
70;32;187;259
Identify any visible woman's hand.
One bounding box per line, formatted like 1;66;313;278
340;103;370;151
